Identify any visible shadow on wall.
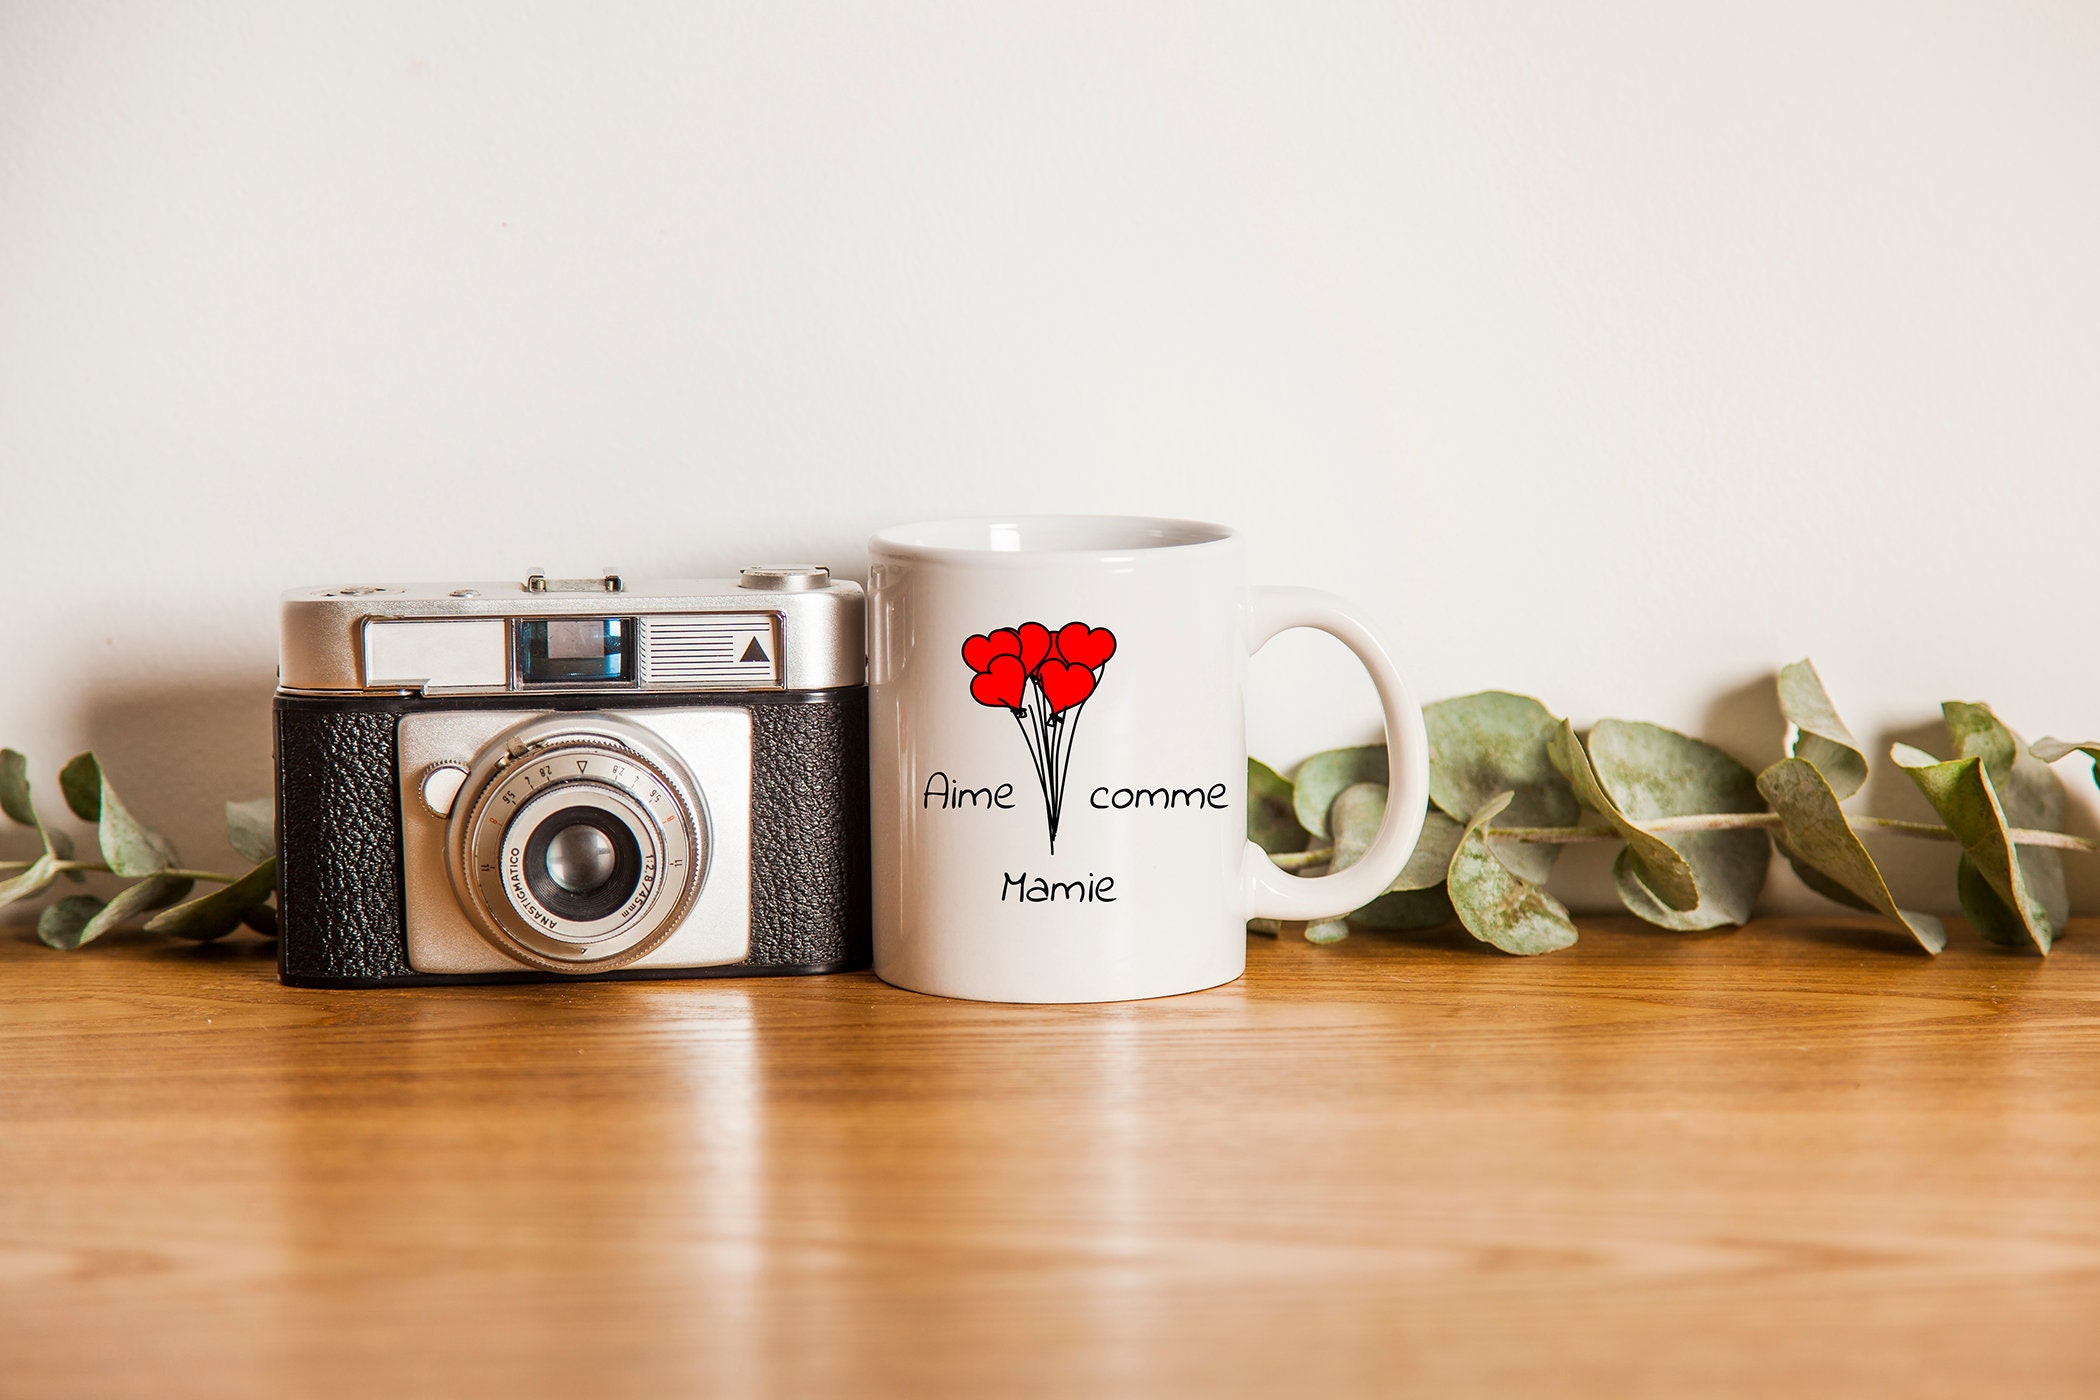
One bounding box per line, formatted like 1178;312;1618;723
1697;671;1787;776
83;674;277;880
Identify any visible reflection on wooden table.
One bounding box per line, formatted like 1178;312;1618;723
2;918;2096;1396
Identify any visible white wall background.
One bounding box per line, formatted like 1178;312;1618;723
4;2;2098;917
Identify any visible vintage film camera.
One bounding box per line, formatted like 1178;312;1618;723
273;568;869;986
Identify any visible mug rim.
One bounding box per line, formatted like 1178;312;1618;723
870;514;1239;563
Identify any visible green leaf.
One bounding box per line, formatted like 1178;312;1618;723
96;771;177;877
1892;744;2052;954
1351;885;1455;931
0;753;78;876
242;903;278;936
1777;659;1867;800
58;753;102;822
49;825;82;880
1305;918;1351;944
1445;791;1579;955
1943;704;2016;785
0;749;32;826
1547;721;1699;911
1588;719;1770;931
1956;857;2028;947
1394;809;1464;892
1942;704;2067;930
84;875;193;944
2033;737;2100;778
225;797;277;864
41;875;194;949
37;895;105;948
1243;759;1310;860
0;851;62;910
146;858;276;941
1422;692;1579;883
1328;782;1387;872
1291;745;1385;840
1327;781;1464;895
1756;757;1945;953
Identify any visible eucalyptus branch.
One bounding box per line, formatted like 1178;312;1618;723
2;747;278;949
1485;815;2100;854
0;858;246;882
1273;813;2100;873
1250;660;2100;958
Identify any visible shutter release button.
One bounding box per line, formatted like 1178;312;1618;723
738;566;829;591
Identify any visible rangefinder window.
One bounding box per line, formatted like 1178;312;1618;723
517;617;636;685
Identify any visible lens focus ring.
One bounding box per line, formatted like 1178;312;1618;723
446;717;707;973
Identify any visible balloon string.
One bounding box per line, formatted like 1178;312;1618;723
1037;676;1061;849
1052;664;1100;825
1010;706;1049;823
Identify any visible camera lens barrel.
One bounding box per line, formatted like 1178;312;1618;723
445;715;709;973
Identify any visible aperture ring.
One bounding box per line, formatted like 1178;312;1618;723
450;725;707;974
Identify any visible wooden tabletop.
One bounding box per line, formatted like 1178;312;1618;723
3;917;2097;1398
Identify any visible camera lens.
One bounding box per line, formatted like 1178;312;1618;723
545;825;615;893
520;808;642;923
448;714;708;975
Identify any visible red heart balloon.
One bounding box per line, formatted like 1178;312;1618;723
1054;623;1116;670
970;654;1027;709
1036;658;1096;714
1017;621;1052;675
962;628;1022;675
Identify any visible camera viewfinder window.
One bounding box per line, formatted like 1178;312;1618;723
517;618;635;685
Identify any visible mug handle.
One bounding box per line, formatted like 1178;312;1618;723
1241;586;1429;922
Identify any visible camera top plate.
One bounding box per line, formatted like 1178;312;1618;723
279;570;864;696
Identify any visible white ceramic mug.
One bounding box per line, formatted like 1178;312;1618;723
867;515;1428;1003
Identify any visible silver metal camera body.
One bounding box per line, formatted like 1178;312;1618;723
274;568;870;986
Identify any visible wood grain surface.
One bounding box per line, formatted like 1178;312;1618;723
4;917;2099;1398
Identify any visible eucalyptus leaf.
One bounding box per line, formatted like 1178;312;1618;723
1395;809;1464;892
1892;743;2052;953
1956;857;2028;948
48;826;82;880
2033;737;2100;772
1246;917;1283;935
1757;757;1945;953
1777;659;1867;800
41;875;193;949
225;797;277;865
1328;782;1388;874
1547;721;1699;911
1941;703;2067;930
0;749;32;826
1943;704;2016;786
1328;782;1463;895
1305;918;1350;944
1248;759;1307;856
58;753;102;823
1590;719;1769;930
1445;790;1579;955
1291;745;1385;840
1422;691;1578;883
97;773;176;878
145;858;276;941
0;852;62;910
243;902;279;936
0;754;77;872
37;895;105;949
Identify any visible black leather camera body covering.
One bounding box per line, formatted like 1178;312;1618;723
274;688;870;987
